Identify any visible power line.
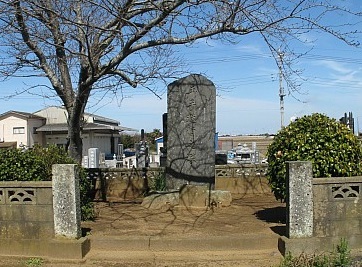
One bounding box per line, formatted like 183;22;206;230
181;51;362;66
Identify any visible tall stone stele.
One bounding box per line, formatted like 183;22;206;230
52;164;82;239
166;74;216;190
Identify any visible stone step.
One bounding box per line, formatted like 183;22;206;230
0;235;283;266
85;249;283;267
89;233;279;252
5;250;281;267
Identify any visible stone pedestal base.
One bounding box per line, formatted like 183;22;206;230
0;237;90;259
179;185;209;207
141;186;232;209
48;237;90;259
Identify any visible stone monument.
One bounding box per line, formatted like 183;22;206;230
159;113;167;167
286;161;313;238
136;129;149;168
166;74;216;190
52;164;81;239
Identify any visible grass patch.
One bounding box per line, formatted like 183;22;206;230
25;258;43;267
277;238;355;267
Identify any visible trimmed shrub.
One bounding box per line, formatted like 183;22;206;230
267;113;362;202
0;145;74;181
0;145;94;220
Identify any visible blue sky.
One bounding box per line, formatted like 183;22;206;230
91;32;362;135
0;6;362;136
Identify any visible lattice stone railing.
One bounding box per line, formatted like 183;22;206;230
0;182;52;205
332;184;360;199
87;167;164;181
87;164;268;181
215;164;267;178
313;177;362;201
0;188;37;204
0;189;4;204
7;188;36;204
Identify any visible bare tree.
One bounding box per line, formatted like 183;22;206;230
0;0;360;162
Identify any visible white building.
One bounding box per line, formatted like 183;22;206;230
0;111;45;149
0;106;136;157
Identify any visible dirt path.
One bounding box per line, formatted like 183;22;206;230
82;193;286;238
80;193;286;266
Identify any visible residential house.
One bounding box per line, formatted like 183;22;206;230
0;111;45;149
34;106;136;157
0;107;136;158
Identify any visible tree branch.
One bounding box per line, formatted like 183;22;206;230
12;0;67;104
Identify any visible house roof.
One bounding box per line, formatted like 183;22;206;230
34;106;120;125
36;123;137;133
91;114;119;125
0;107;137;133
0;110;45;120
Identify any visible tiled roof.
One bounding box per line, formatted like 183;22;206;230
33;106;120;125
0;110;45;120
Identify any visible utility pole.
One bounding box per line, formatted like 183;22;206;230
278;50;286;128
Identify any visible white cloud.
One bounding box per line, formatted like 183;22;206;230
297;32;317;46
314;60;352;74
235;44;264;55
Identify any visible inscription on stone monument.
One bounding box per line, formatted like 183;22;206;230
166;74;216;189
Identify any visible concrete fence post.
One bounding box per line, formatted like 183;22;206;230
52;164;81;239
286;161;313;238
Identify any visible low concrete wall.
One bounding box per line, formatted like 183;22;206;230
215;164;270;194
279;162;362;255
0;181;54;240
313;176;362;238
0;172;89;259
87;164;270;201
87;167;163;201
0;181;58;257
215;176;270;195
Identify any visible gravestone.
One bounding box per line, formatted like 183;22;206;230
166;74;216;190
136;129;149;168
159;113;168;167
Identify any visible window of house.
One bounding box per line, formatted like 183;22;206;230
13;127;25;134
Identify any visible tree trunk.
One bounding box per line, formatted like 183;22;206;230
66;106;84;163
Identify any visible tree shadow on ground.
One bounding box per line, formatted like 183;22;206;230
83;193;288;239
83;199;217;238
255;206;286;236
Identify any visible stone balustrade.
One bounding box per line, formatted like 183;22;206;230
86;164;270;201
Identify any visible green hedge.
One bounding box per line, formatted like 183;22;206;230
267;113;362;202
0;145;94;220
0;145;74;181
